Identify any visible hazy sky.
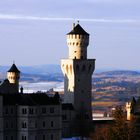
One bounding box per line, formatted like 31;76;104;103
0;0;140;70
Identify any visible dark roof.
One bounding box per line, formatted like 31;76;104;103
7;64;20;73
1;93;60;106
62;103;74;110
67;24;89;35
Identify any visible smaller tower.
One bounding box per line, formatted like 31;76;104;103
126;102;132;121
7;63;20;92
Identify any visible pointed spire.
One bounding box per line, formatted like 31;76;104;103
7;63;20;73
67;23;89;35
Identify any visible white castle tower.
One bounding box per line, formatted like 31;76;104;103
126;102;132;121
61;23;95;121
7;63;20;92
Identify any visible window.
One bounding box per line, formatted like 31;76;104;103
22;136;26;140
22;122;27;128
42;107;46;114
51;134;54;140
22;108;27;114
11;108;13;114
50;107;54;113
43;121;45;128
11;122;13;128
5;108;8;114
51;121;54;127
29;108;34;114
35;123;37;128
62;115;67;120
43;135;45;140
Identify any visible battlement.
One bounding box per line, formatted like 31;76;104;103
126;102;131;108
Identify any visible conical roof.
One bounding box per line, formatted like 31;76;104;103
7;63;20;73
67;24;89;35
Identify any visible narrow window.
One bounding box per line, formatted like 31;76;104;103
29;108;34;114
5;108;8;114
51;121;54;127
42;107;46;114
43;135;45;140
22;108;27;114
11;108;13;114
11;122;13;128
50;107;54;113
51;134;54;140
43;121;45;128
22;122;27;128
62;115;67;120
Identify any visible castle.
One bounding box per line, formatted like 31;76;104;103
0;23;95;139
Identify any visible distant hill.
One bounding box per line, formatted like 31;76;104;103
0;64;61;75
0;65;63;82
97;70;140;76
1;65;140;82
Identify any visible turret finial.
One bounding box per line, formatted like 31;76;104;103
72;23;75;30
77;20;79;24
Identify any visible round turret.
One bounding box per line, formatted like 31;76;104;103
7;63;20;84
67;23;89;59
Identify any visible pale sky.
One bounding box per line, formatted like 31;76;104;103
0;0;140;70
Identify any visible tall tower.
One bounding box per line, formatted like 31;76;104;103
126;102;132;121
61;23;95;122
7;63;20;92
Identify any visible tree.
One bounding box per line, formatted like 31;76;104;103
90;106;137;140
